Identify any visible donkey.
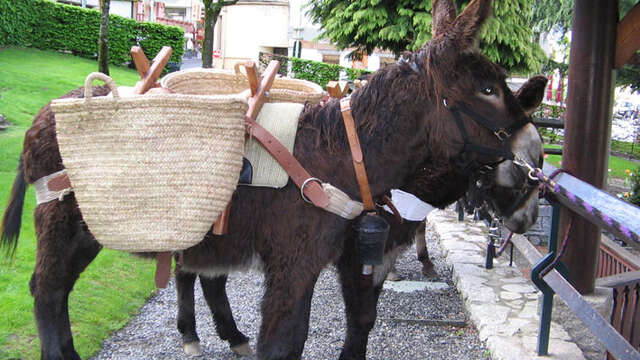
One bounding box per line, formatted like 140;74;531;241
1;0;545;359
174;71;547;358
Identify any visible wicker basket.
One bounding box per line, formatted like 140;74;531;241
160;68;324;105
51;72;248;252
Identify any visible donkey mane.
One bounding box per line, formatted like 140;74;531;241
297;58;449;159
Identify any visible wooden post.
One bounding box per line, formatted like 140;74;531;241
131;46;172;95
326;81;349;98
561;0;618;294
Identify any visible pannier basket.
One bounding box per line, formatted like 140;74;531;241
160;68;324;105
51;72;248;252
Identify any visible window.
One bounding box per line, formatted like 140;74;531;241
322;54;340;64
165;7;186;21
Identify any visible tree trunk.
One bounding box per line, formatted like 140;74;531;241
98;0;111;75
202;0;238;69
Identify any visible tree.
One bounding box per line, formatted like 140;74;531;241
202;0;238;68
306;0;546;73
532;0;640;92
98;0;110;75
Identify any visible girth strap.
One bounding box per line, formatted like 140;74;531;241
340;98;375;211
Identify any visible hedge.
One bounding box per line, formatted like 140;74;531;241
0;0;184;65
289;58;370;89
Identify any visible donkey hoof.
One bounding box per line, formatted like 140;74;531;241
385;272;401;282
231;342;253;356
183;341;202;356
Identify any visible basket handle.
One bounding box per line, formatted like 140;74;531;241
84;72;119;100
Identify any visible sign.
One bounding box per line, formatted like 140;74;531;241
213;49;221;59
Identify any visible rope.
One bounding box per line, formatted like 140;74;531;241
540;218;573;277
496;232;514;257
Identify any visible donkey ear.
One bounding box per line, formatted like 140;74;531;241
449;0;493;48
432;0;457;38
516;76;548;117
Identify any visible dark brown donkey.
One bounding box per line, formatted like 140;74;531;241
1;0;546;359
173;74;547;359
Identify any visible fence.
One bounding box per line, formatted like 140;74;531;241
598;236;640;278
501;162;640;359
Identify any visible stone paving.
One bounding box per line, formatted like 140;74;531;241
428;209;586;360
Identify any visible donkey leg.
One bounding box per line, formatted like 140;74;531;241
31;200;101;360
257;268;319;360
175;269;202;356
199;275;252;356
415;222;434;275
336;255;382;360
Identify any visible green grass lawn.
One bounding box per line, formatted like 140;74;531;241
0;47;158;359
543;143;639;180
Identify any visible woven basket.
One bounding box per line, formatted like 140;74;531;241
51;72;248;252
160;68;324;105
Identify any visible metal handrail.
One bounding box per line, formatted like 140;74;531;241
541;162;640;250
512;235;640;360
509;163;640;358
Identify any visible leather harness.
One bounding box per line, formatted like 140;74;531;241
339;98;376;211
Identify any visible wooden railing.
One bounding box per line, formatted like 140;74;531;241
598;271;640;359
598;236;640;278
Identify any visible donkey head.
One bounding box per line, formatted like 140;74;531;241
421;0;546;233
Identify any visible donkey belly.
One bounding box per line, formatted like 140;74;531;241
181;184;349;277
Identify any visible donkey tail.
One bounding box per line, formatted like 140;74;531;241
1;155;27;257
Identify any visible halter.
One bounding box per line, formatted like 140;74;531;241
447;101;530;175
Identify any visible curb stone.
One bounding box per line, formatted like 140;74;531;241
429;209;586;360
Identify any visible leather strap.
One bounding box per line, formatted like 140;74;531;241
382;195;403;224
155;251;172;288
212;202;231;235
48;173;72;192
245;117;330;208
237;60;329;209
340;98;375;211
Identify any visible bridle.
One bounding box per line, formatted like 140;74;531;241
447;100;532;175
446;100;541;218
397;53;533;176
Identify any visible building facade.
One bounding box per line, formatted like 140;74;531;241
211;0;289;69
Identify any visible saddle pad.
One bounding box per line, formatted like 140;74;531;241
244;102;304;188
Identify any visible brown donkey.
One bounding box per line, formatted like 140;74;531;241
173;72;547;359
2;0;546;359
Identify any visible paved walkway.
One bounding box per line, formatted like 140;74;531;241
180;56;202;70
429;209;585;360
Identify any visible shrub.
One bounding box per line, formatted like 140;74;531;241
288;58;370;88
259;52;289;77
290;58;342;88
0;0;184;66
629;167;640;207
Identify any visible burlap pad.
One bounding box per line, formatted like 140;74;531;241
244;102;304;188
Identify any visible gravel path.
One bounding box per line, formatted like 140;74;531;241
92;225;489;359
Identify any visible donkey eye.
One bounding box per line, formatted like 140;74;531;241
482;86;496;95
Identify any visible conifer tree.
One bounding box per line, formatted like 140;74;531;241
307;0;545;73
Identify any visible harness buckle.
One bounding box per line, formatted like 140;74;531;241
494;129;511;141
300;177;323;204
